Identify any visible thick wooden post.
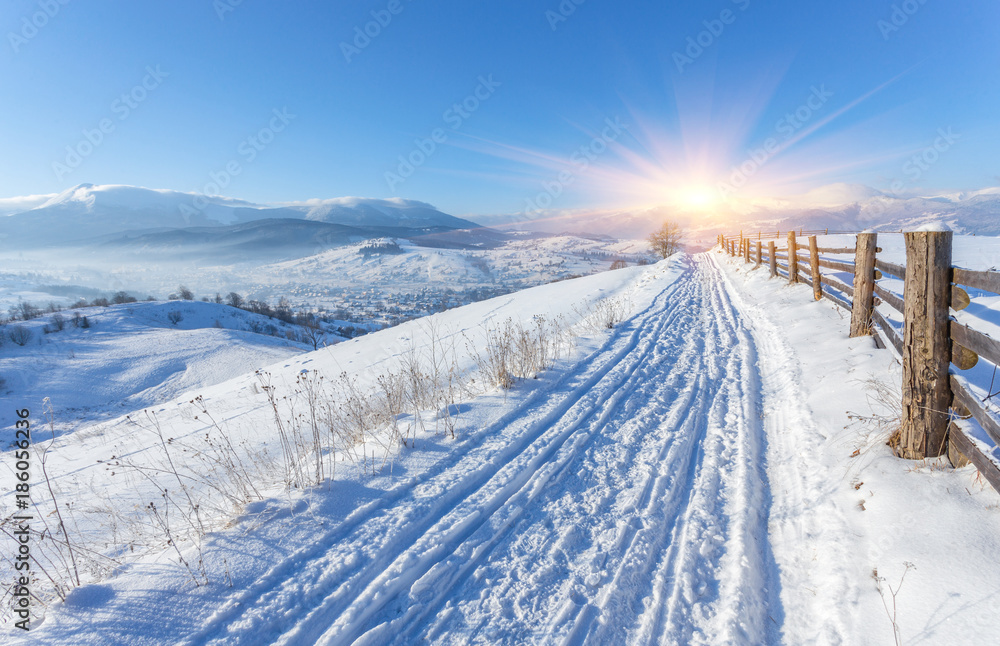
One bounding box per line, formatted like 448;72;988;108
768;241;776;277
849;232;877;337
787;231;798;283
744;238;750;263
899;229;953;459
755;241;762;268
808;235;822;300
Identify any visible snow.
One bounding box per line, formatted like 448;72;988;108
0;301;313;430
5;238;1000;644
715;241;1000;644
914;222;952;232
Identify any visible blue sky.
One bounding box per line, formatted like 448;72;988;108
2;0;998;217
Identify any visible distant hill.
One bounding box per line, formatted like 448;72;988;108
0;184;483;248
89;218;511;263
473;184;1000;238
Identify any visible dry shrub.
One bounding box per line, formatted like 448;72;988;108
847;373;903;456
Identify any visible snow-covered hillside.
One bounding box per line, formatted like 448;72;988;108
266;236;652;288
0;300;317;430
5;241;1000;644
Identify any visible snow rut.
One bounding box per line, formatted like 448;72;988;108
190;254;786;645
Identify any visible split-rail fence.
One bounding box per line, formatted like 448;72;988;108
718;229;1000;493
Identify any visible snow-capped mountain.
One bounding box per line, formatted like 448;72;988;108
0;184;481;247
475;184;1000;238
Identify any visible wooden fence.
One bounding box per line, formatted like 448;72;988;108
718;230;1000;493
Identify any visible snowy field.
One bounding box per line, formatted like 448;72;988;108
4;239;1000;644
0;301;318;432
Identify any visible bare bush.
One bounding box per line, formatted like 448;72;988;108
873;562;915;646
8;325;31;346
576;294;632;332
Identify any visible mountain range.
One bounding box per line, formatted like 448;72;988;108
474;184;1000;238
2;183;999;261
0;184;502;261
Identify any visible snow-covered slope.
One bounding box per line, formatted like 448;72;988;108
5;239;1000;644
266;235;653;288
0;300;315;429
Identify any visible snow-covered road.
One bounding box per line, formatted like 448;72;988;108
183;253;791;645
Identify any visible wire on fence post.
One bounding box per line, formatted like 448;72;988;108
899;229;953;459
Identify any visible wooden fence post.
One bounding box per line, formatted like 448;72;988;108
744;238;751;263
899;229;953;459
808;235;822;300
787;231;798;283
755;241;762;268
850;232;878;337
768;241;776;277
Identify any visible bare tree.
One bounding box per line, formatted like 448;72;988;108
648;221;684;259
226;292;244;309
178;286;194;301
300;321;325;350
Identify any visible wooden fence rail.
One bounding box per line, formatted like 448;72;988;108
716;229;1000;493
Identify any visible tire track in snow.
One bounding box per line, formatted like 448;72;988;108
293;266;703;645
188;252;801;645
184;260;694;646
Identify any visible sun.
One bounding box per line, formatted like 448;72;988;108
667;184;722;210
